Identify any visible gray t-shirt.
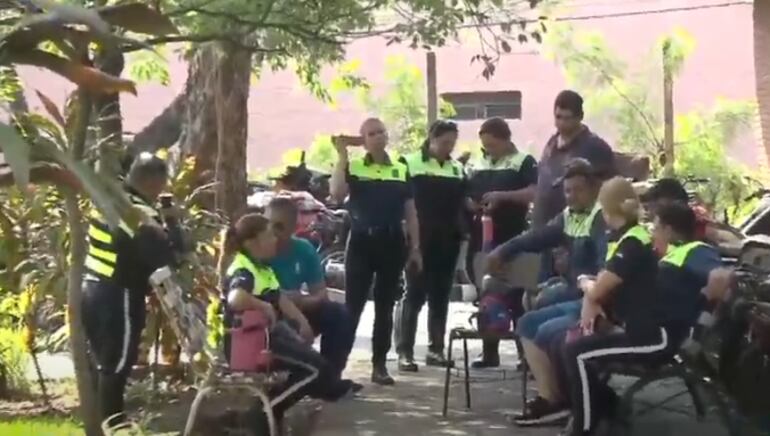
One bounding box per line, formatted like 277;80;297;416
532;127;615;228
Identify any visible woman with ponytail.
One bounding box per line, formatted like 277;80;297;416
396;120;465;372
219;213;354;431
557;177;674;436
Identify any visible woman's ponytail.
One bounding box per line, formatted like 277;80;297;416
217;225;239;283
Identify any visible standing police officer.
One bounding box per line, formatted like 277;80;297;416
468;117;539;368
81;153;185;427
396;120;466;371
330;118;422;385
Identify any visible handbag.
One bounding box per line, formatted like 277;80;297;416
229;310;272;371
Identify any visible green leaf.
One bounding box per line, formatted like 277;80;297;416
0;121;31;189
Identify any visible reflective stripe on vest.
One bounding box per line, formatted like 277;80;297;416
404;152;463;179
563;203;602;238
226;253;280;296
84;192;160;279
606;225;652;262
470;151;530;173
348;157;408;182
661;241;707;267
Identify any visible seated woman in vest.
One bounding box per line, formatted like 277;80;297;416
557;178;730;436
222;213;354;430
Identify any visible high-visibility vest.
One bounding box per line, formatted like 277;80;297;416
84;192;160;279
660;241;707;267
403;152;463;179
225;252;280;296
563;203;602;238
348;156;408;182
468;151;530;175
606;225;652;262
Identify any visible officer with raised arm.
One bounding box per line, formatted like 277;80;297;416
330;118;422;385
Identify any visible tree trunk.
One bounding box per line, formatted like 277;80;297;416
181;44;220;187
180;43;251;218
754;0;770;170
66;91;103;436
214;43;251;220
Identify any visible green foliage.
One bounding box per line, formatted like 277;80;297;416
153;0;547;99
0;417;82;436
547;24;760;216
127;50;171;86
674;99;761;221
0;327;30;395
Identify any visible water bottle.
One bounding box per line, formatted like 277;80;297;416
481;214;494;252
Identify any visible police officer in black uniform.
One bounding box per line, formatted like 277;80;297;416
81;153;185;426
467;117;538;368
330;118;422;385
396;120;466;371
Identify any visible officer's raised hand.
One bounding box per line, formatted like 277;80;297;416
332;135;362;156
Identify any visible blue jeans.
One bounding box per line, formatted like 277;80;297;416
305;300;355;377
535;281;582;310
517;300;582;348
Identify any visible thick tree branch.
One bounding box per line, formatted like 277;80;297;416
127;90;186;154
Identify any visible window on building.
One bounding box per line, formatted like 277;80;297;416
441;91;522;120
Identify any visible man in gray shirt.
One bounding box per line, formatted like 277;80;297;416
532;90;615;280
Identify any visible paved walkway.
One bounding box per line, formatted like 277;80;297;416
34;302;734;435
315;302;730;436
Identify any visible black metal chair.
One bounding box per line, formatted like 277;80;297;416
441;327;524;417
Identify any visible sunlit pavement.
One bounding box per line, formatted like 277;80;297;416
317;301;734;436
35;301;735;435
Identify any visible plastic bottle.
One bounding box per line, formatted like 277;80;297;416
481;214;494;252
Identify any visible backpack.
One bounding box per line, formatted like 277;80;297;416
477;291;515;335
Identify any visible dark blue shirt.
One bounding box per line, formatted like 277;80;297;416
657;243;722;330
345;153;412;230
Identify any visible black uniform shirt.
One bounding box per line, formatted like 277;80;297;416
345;153;412;231
467;151;538;246
603;224;660;335
402;148;466;240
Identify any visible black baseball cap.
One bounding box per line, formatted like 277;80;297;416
641;178;688;203
552;158;596;187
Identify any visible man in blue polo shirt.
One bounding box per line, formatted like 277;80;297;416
266;197;357;382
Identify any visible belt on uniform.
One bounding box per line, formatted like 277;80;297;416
351;224;402;236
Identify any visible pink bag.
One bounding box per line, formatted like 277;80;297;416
229;310;272;371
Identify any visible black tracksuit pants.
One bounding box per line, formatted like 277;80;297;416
397;234;460;356
560;326;681;435
345;228;407;365
81;279;146;427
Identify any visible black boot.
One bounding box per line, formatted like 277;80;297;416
371;362;395;385
398;354;419;372
471;339;500;369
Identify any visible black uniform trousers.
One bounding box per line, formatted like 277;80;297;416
559;326;681;435
81;279;146;427
396;233;460;356
345;227;407;365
